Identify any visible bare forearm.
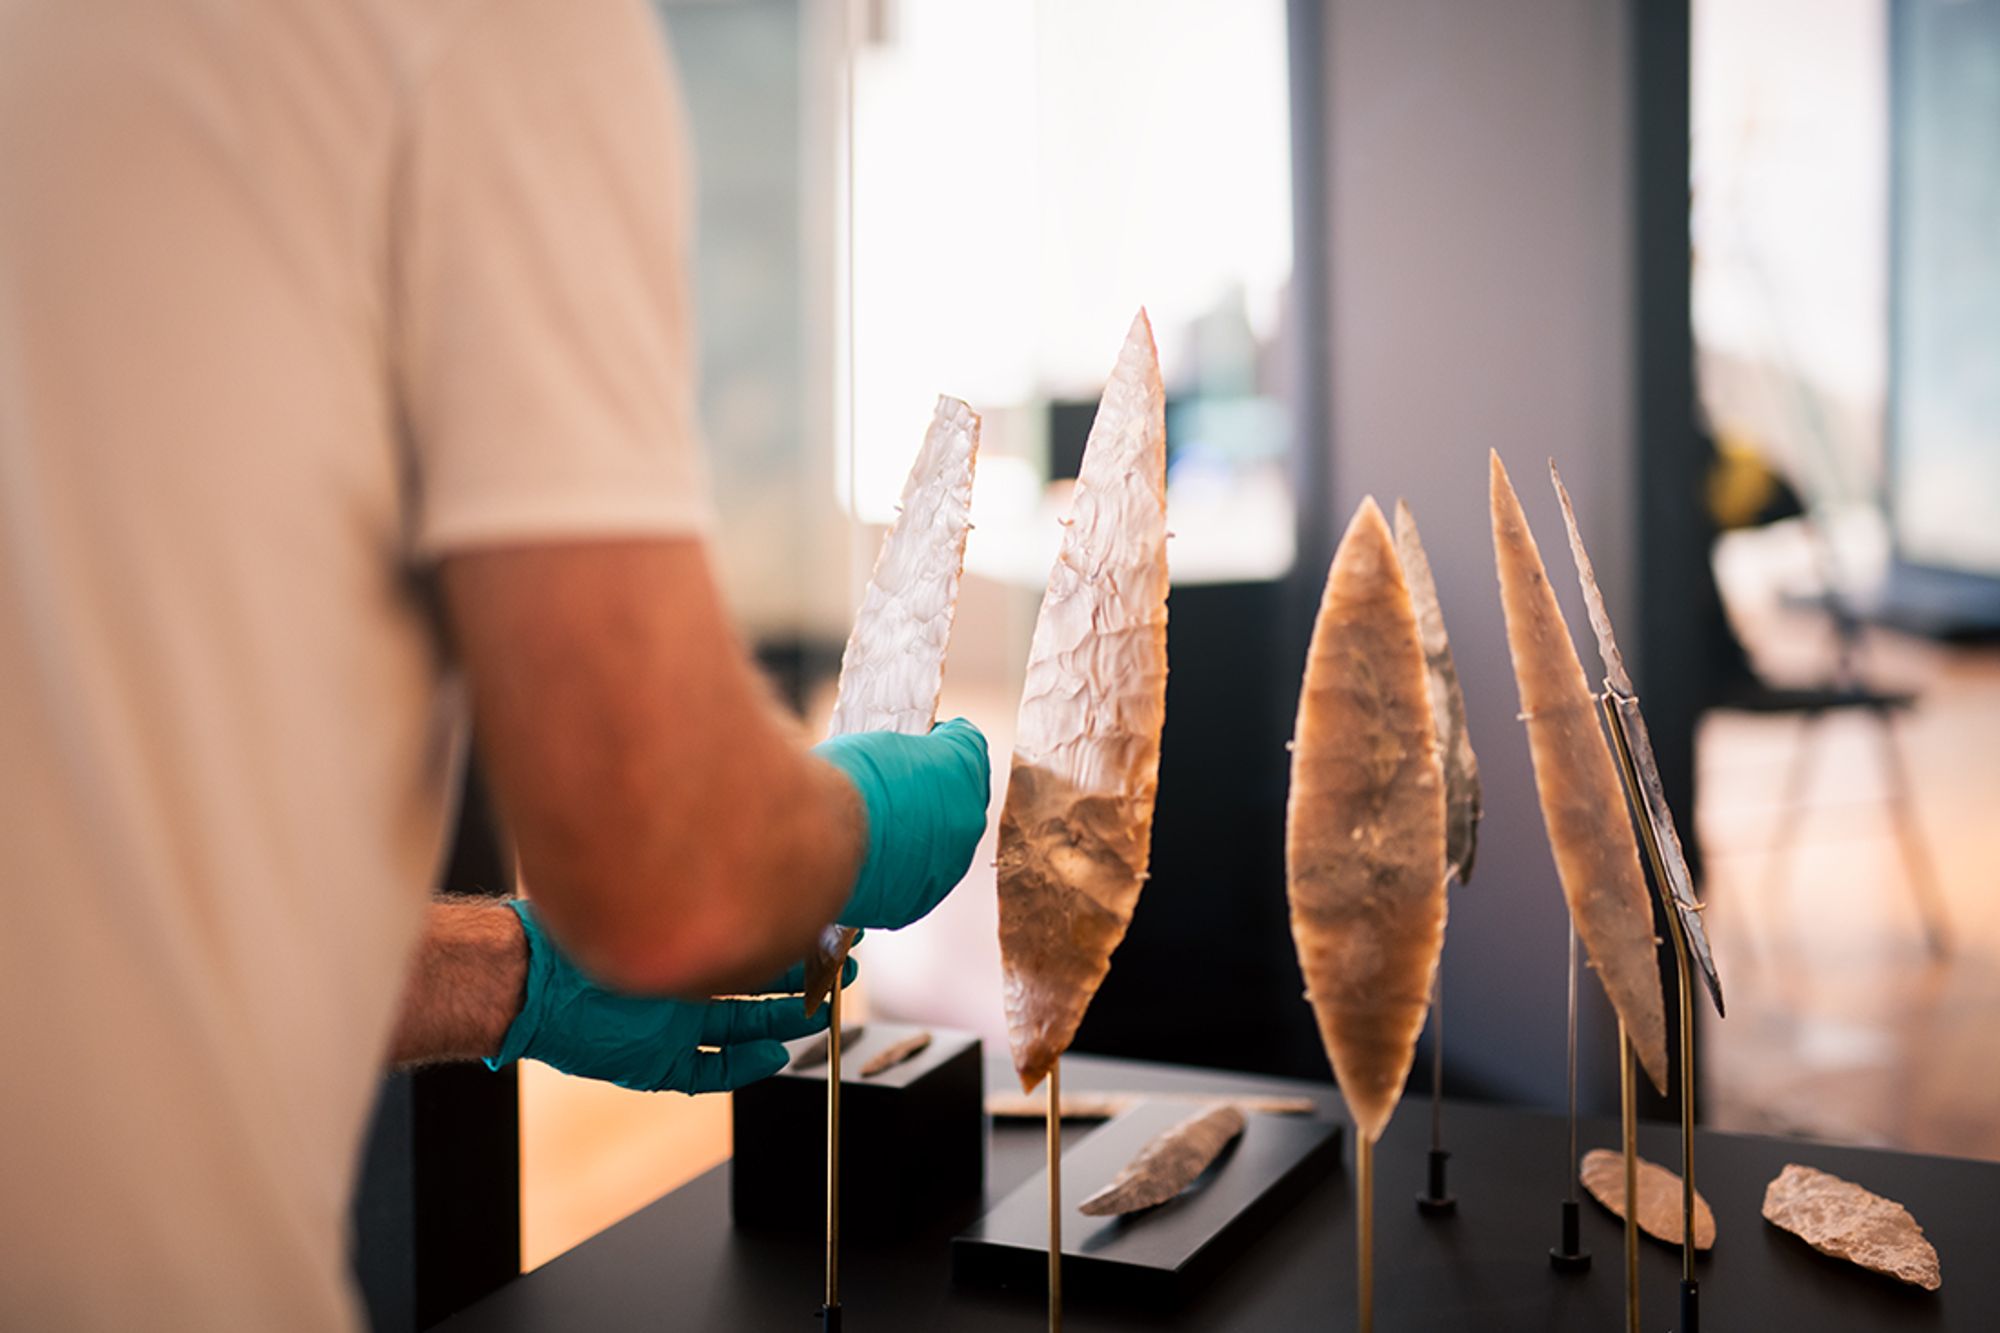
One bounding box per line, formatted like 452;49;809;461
633;719;863;987
514;730;861;997
447;540;864;997
389;898;528;1066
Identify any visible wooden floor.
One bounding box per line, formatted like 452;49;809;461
1697;552;2000;1162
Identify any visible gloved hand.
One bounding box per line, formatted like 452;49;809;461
486;899;856;1094
813;716;990;931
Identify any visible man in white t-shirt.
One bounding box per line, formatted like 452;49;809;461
0;2;989;1328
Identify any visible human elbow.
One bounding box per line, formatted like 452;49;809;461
535;870;759;998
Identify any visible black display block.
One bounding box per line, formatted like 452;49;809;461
952;1099;1342;1308
730;1023;982;1238
440;1057;2000;1332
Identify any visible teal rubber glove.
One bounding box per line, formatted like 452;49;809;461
813;716;990;931
486;899;855;1093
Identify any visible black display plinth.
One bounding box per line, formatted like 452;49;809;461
952;1099;1342;1308
440;1056;1998;1333
730;1023;982;1237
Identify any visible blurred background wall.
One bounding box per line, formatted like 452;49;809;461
1309;0;1672;1115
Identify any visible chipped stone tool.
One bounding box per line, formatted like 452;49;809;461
996;310;1170;1333
1078;1105;1247;1217
1392;500;1482;1218
1287;497;1448;1333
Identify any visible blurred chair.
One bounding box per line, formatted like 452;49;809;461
1705;443;1950;960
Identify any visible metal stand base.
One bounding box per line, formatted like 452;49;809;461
1416;1148;1456;1216
1548;1199;1591;1273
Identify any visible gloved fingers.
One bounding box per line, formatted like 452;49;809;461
752;961;808;995
928;718;994;858
682;1040;790;1094
929;716;991;766
751;951;860;998
816;720;992;930
758;962;809;994
929;717;993;791
700;992;832;1047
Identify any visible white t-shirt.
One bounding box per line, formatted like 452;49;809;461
0;1;708;1326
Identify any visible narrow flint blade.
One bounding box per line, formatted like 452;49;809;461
1286;497;1449;1143
1077;1105;1248;1216
1549;462;1724;1018
1392;500;1483;885
1490;451;1668;1092
803;396;981;1013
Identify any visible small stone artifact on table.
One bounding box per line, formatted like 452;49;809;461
983;1091;1316;1121
1078;1105;1247;1217
787;1024;865;1071
1762;1163;1941;1291
1580;1149;1715;1250
860;1031;932;1078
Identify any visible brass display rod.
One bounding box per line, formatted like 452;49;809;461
1662;892;1701;1332
1418;963;1456;1215
1549;921;1589;1271
1620;1021;1640;1333
821;982;842;1331
1047;1058;1063;1333
1357;1132;1376;1333
1430;972;1444;1156
1566;926;1580;1206
1603;695;1700;1330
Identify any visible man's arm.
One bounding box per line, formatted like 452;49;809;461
442;538;863;998
390;897;855;1087
389;897;526;1065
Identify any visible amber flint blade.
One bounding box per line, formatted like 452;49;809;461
1489;452;1668;1092
1392;500;1483;885
996;309;1171;1094
1286;497;1449;1144
1077;1105;1248;1216
1549;463;1723;1018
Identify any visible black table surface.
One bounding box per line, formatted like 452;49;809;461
438;1054;1993;1331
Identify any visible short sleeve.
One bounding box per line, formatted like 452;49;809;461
395;0;712;559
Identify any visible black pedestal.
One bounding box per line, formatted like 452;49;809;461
730;1024;982;1238
439;1056;2000;1333
952;1100;1342;1308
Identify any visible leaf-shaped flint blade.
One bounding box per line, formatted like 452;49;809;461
1489;451;1668;1092
1286;497;1449;1145
1549;462;1724;1018
803;395;981;1014
1392;500;1483;885
1078;1105;1247;1216
996;309;1171;1094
